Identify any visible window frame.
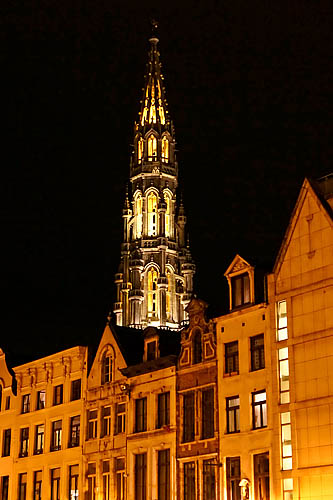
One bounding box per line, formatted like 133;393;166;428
21;393;30;414
51;468;60;500
250;334;265;371
102;406;111;437
157;392;170;429
135;453;147;500
226;457;241;500
115;403;126;434
69;415;80;448
135;397;147;433
19;427;29;457
158;449;170;500
252;391;267;430
231;273;250;308
71;379;81;401
50;420;62;451
36;390;46;410
201;387;214;439
88;409;98;439
226;396;240;434
2;428;11;457
34;424;44;454
53;384;63;406
225;342;239;375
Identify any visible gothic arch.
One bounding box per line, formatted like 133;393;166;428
145;188;159;237
133;190;143;239
100;344;115;385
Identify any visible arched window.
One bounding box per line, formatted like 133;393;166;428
147;268;159;318
166;269;172;321
193;330;202;364
137;137;144;164
164;192;171;237
134;193;143;238
148;134;157;161
101;350;113;384
161;136;169;163
147;192;158;236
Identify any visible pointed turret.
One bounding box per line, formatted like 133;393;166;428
114;28;195;329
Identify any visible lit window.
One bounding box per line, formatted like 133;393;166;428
69;416;80;447
226;396;240;433
20;427;29;457
251;335;265;371
161;136;169;163
69;465;79;500
147;267;159;317
103;460;111;500
281;412;292;470
149;95;157;123
51;468;60;500
252;391;267;429
33;471;42;500
279;348;290;404
225;342;239;375
138;137;144;163
1;476;9;500
21;394;30;413
283;478;293;500
148;134;157;161
147;192;158;236
102;406;111;437
254;453;270;500
232;273;250;308
36;390;45;410
51;420;62;451
164;192;171;237
277;300;288;341
166;269;172;320
135;194;143;238
34;424;44;454
18;473;27;500
226;457;241;500
102;352;113;384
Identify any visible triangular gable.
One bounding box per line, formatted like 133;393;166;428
273;177;333;277
224;254;253;277
88;323;127;390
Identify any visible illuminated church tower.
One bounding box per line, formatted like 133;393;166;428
113;30;195;329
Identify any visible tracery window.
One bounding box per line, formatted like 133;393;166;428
137;137;144;164
147;192;158;236
161;136;169;163
135;193;143;238
147;267;159;318
148;134;157;161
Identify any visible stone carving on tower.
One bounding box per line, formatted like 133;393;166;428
113;28;195;329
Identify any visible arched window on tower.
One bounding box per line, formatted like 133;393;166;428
137;137;144;164
101;349;113;384
161;136;169;163
134;193;143;238
147;267;159;318
193;329;202;364
164;192;171;238
147;192;158;236
166;269;173;321
148;134;157;161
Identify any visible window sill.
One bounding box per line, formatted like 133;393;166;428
252;425;267;431
224;372;239;377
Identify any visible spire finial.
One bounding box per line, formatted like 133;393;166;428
149;19;159;44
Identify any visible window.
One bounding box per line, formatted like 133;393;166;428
21;394;30;413
115;458;125;500
254;453;270;500
164;193;171;238
88;463;96;500
147;193;158;236
69;416;80;447
135;193;143;238
71;379;81;401
202;388;214;439
88;410;98;439
157;392;170;428
232;273;250;308
53;385;63;405
161;136;169;163
34;424;44;454
278;348;290;404
226;457;241;500
1;476;9;500
147;267;158;316
283;478;293;500
183;393;195;442
36;390;45;410
147;134;157;161
20;427;29;457
103;460;111;500
2;429;11;457
158;449;170;500
147;341;157;361
33;471;42;500
51;469;60;500
166;269;172;319
193;330;202;364
102;353;112;384
226;397;240;433
251;335;265;371
135;453;147;500
69;465;79;500
137;137;144;163
281;412;292;470
115;403;126;434
18;473;27;500
252;391;267;429
135;398;147;433
51;420;62;451
184;462;195;500
102;406;111;437
5;396;10;410
225;342;239;375
202;460;215;500
276;300;288;341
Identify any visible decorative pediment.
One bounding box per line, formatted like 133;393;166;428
224;255;255;311
224;254;253;277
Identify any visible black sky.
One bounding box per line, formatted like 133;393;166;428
2;0;333;365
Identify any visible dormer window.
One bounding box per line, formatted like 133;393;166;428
102;350;113;384
148;134;157;161
147;341;157;361
232;273;250;308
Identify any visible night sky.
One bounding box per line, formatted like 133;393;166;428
2;1;333;365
